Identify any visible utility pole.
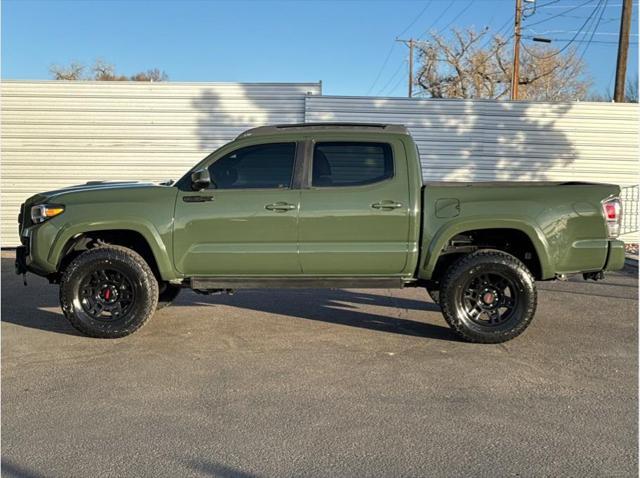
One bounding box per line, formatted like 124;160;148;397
396;38;415;97
614;0;633;102
511;0;523;100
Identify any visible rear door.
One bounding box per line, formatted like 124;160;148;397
298;138;411;275
173;141;302;275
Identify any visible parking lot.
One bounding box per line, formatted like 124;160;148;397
1;251;637;477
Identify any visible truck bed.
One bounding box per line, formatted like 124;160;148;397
418;181;620;280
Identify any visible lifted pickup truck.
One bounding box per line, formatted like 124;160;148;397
16;123;625;343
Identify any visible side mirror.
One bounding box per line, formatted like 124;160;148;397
191;168;213;191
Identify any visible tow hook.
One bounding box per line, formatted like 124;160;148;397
583;271;605;281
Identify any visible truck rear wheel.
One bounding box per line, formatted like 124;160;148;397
440;249;537;343
60;246;158;338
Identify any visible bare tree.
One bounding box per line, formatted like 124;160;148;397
625;75;638;102
49;61;85;80
91;59;128;81
49;59;168;82
416;28;591;101
129;68;169;82
587;75;638;102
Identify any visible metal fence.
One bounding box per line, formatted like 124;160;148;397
621;185;639;238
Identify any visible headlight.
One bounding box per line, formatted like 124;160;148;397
31;204;65;224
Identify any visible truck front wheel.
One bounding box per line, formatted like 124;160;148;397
440;249;537;343
60;246;159;338
425;282;440;304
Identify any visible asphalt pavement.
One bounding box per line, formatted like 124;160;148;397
1;251;638;477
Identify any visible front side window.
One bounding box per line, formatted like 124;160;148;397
208;142;296;189
312;142;393;187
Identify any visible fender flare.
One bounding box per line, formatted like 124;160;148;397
420;217;555;280
48;219;179;281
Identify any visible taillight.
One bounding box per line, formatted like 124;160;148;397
602;197;622;238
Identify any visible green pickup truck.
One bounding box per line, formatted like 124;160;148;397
16;123;625;343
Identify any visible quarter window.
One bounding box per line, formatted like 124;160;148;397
312;142;393;187
208;142;296;189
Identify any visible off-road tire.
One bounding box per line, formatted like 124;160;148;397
60;246;158;338
157;283;181;310
440;249;537;343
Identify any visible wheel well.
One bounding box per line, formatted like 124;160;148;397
59;230;161;279
431;228;542;282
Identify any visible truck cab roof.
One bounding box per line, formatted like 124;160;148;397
236;123;410;139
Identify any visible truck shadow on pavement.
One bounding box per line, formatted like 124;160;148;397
181;288;455;341
1;258;455;341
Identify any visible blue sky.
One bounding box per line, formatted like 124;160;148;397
2;0;638;97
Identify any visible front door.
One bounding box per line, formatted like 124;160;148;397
298;139;411;275
173;142;301;275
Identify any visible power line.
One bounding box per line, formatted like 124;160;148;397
386;69;410;97
523;0;606;59
523;35;633;43
366;1;433;95
525;28;638;35
535;0;567;7
418;1;456;37
379;0;467;98
431;0;476;37
524;0;597;26
377;60;407;96
398;0;433;37
539;2;636;7
576;0;610;63
366;44;396;95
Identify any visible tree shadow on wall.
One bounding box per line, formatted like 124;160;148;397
311;97;579;181
192;86;578;181
191;84;315;156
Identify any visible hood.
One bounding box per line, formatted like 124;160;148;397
24;180;172;207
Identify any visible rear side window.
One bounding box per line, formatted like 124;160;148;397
312;142;393;187
209;142;296;189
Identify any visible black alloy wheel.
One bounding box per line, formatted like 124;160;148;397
60;246;158;338
79;268;136;320
459;272;519;327
440;249;537;343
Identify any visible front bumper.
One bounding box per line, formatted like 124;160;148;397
15;221;59;277
15;245;28;275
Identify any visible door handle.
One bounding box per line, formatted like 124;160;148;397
265;202;297;212
371;201;403;210
183;195;214;203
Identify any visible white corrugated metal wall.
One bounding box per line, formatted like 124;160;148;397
1;82;638;245
306;95;639;242
306;95;639;185
1;80;321;246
